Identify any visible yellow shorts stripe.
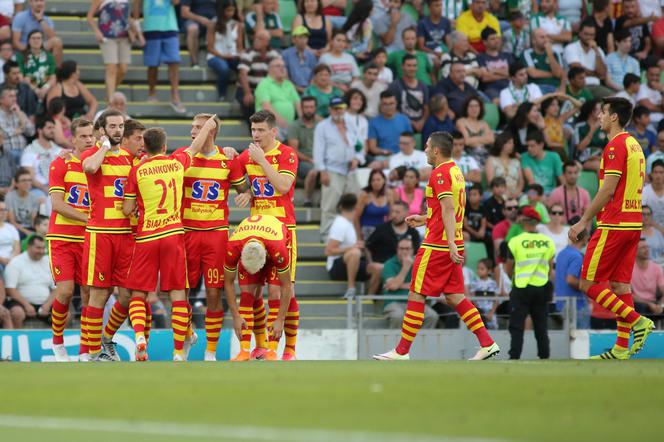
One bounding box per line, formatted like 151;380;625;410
586;230;609;281
413;248;432;294
289;228;298;283
86;232;97;286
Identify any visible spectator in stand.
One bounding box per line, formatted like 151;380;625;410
647;130;664;174
0;201;20;274
563;19;610;99
325;193;369;299
236;29;280;121
372;47;393;87
355;169;393;239
389;54;429;133
485;132;524;199
288;96;320;208
492;196;519;254
464;183;492;256
387;27;434;86
0;40;13;84
344;88;369;158
519;183;550;224
373;0;416;52
643;160;664;229
573;99;607;171
12;0;63;67
244;0;283;49
470;258;500;329
254;58;302;138
315;97;362;239
207;0;244;100
564;66;594;113
639;0;664;18
0;87;35;163
484;176;507;230
45;98;71;150
367;90;412;162
522;129;563;195
416;0;451;67
499;61;544;120
21;213;47;251
421;95;454;144
588;0;614;53
93;91;129;121
642;205;664;265
537;203;570;261
381;237;438;328
0;142;17;198
320;0;346;28
0;3;14;41
555;223;590;328
502;10;529;60
4;235;54;328
505;102;546;154
394;167;424;216
615;0;656;62
530;0;571;54
1;61;38;118
655;14;664;55
439;31;481;90
180;0;219;67
451;130;481;188
291;0;331;56
350;63;386;119
46;61;98;121
456;0;500;53
21;116;60;196
303;64;342;118
135;0;186;113
342;0;374;63
477;27;513;102
558;0;584;32
15;30;55;101
548;161;590;224
455;96;494;166
387;132;429;177
5;167;41;239
628;105;657;155
521;28;564;95
631;239;664;317
431;61;481;119
637;60;664;127
282;25;317;95
614;73;642;107
319;30;360;93
541;95;582;161
605;30;640;93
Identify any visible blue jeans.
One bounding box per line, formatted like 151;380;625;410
207;57;239;98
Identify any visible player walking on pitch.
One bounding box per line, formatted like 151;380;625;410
569;97;655;359
374;132;500;361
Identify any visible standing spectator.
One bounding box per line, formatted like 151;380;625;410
318;30;360;93
388;132;429;176
588;0;614;53
355;169;393;239
236;29;280;121
530;0;571;53
485;132;524;199
342;0;374;62
485;177;508;230
430;61;481;118
314;97;361;239
502;10;529;60
573;99;607;171
389;54;429;132
421;95;454;144
505;207;555;360
21;116;60;196
373;0;416;52
12;0;63;67
0;87;35;163
455;0;500;53
637;61;664;127
439;31;481;90
643;160;664;229
628;105;657;155
505;102;546;154
557;0;584;32
46;60;98;120
244;0;283;49
451;130;481;187
5;167;41;238
1;61;38;118
281;25;317;95
287;96;320;207
367;90;412;161
325;193;369;299
387;27;434;86
4;235;54;328
350;63;386;118
344;88;369;158
605;30;641;92
537;203;570;261
394;167;424;216
615;0;656;62
521;130;563;195
614;73;642;108
555;226;590;328
631;239;664;317
254;58;302;137
15;30;55;101
87;0;135;100
647;130;664;174
563;19;610;98
455;96;494;166
291;0;331;56
548;161;590;224
477;27;513;102
642;205;664;265
303;64;343;118
499;61;544;120
134;0;185;113
416;0;451;65
521;28;565;94
182;0;225;67
206;0;244;99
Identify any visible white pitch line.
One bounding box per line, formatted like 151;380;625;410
0;414;506;442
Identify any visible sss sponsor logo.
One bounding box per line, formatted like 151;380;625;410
67;185;89;208
114;178;127;197
251;177;274;197
191;180;220;201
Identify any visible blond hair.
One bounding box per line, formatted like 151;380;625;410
240;240;267;275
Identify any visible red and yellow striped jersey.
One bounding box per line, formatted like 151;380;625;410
47;156;89;242
237;142;298;229
124;152;192;243
597;132;645;230
80;146;135;234
224;215;290;274
174;146;245;231
422;160;465;251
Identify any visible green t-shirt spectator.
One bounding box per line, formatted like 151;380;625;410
16;50;55;88
387;50;433;85
302;84;343;118
381;256;412;307
521;150;563;194
254;77;300;124
520;48;563;88
245;11;283;49
574;122;607;163
565;85;593;104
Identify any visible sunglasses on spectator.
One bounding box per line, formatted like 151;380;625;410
551;211;564;215
505;206;518;211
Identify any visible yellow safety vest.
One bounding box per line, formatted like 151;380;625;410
507;232;555;289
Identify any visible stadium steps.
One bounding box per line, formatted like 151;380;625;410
87;84;219;103
64;48;197;67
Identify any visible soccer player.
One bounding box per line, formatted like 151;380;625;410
569;98;656;360
122;119;146;157
237;110;300;360
122;117;217;362
223;214;295;361
80;110;133;361
374;132;500;361
48;118;94;362
177;114;248;362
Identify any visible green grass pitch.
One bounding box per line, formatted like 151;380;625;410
0;360;662;442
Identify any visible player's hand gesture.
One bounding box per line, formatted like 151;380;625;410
248;143;266;164
405;215;426;228
449;243;464;265
222;146;238;159
568;219;588;242
233;314;247;341
235;191;251;208
202;114;218;133
270;318;285;341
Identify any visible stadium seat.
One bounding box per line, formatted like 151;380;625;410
281;1;298;33
464;242;488;273
578;170;599;199
483;103;500;130
415;133;422;150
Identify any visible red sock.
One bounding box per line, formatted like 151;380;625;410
79;306;89;355
455;298;494;347
205;309;224;352
615;294;634;350
145;300;152;342
267;299;280;351
51;298;69;345
587;283;640;325
172;301;189;352
86;306;104;354
395;300;425;355
103;301;128;339
239;292;254;351
284;297;299;355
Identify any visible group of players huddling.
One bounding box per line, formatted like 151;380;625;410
48;98;655;363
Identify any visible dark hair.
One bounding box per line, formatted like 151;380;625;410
643;204;653;213
298;0;322;15
481;26;497;41
249;110;277;128
593;0;610;12
428;131;454;157
26;29;44;46
364;169;387;197
632;104;650;120
403;166;420;181
331;28;346;40
478;257;494;270
450;129;464;140
563;160;579;173
123;119;146;138
490;131;515;157
364;62;379;73
344;88;367;114
401;53;417;65
526;129;545;145
512;102;536;129
372;47;387;59
601;96;633;127
469;183;483;194
342;0;373;33
56;60;78;82
490;176;506;188
579;18;596;32
400;131;415;142
35;115;55;132
401;26;417;39
528;183;544;196
47;97;66;117
461;96;485;119
623;73;641;89
215;0;240;34
614;29;630;43
651;159;664;172
97;109;125;131
2;60;18;75
509;61;526;77
380;90;396;101
540;96;559;116
568;66;585;81
14;166;31;182
576;98;600;124
33;214;48;227
142;127;167;154
70;118;93;136
301;95;317;106
392;200;409;211
337;193;358;212
27;235;45;247
313;63;332;75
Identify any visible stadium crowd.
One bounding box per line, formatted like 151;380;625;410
0;0;662;343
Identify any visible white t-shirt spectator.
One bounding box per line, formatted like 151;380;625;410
636;83;663;125
499;83;543;110
21;141;62;188
537;224;571;262
388;149;429;171
530;13;571;53
4;251;55;304
455;153;480;178
639;0;663;18
563;41;606;86
326;215;357;271
643;184;664;228
0;222;19;261
0;0;23;18
318;52;360;86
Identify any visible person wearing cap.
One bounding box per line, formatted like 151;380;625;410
504;205;555;359
282;25;318;94
254;57;302;136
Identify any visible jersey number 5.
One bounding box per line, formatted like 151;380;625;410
155;178;178;215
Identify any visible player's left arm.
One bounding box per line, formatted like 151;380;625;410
440;196;463;264
247;144;295;195
569;174;620;241
122;167;138;216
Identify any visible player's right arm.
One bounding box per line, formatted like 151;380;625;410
569;174;620;241
82;139;110;174
185;115;217;157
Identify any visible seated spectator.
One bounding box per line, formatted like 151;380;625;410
548;161;590;224
0;143;17;198
563;19;610;98
350;63;386;118
655;14;664;55
439;31;481;90
521;28;564;95
642;205;664;265
522;130;563;195
394;167;424;216
416;0;451;66
46;97;72;149
381;237;438;328
245;0;284;49
643;160;664;229
421;94;454;144
372;47;393;87
367;90;413;161
4;235;53;328
254;58;301;137
530;0;572;53
46;60;98;121
520;184;550;224
615;0;656;62
344;88;369;159
21;116;61;196
287;96;320;207
1;61;38;118
319;30;360;93
342;0;374;62
647;130;664;174
470;258;499;329
605;30;641;92
485;132;524;199
5;168;42;239
388;132;429;177
451;130;481;187
588;0;614;53
0;40;12;84
540;95;581;160
290;0;331;56
206;0;244;99
387;27;434;86
320;0;345;27
430;61;481;118
12;0;63;66
281;27;317;95
499;61;544;120
0;7;9;41
563;67;594;118
93;91;129;122
505;102;546;154
536;203;570;261
502;10;529;60
304;64;343;118
15;30;55;101
455;96;494;166
355;169;393;239
484;176;507;230
628;106;657;156
0;200;20;272
0;87;35;163
325;193;370;299
631;239;664;317
464;184;492;256
614;73;642;108
491;197;519;253
637;61;664;127
555;225;590;328
455;0;500;53
477;27;513;102
236;30;280;120
373;0;416;52
389;54;429;132
573;99;606;171
21;214;47;251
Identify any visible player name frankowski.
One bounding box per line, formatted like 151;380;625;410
138;162;183;177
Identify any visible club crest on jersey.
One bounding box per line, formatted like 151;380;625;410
54;266;61;275
191;180;220;201
220;161;227;169
67;185;90;208
98;272;105;282
113;177;127;197
251;177;275;197
436;174;444;185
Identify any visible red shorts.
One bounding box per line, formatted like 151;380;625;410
127;234;188;292
48;240;84;285
184;229;228;288
265;228;297;286
82;232;133;288
581;228;640;283
410;247;465;296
